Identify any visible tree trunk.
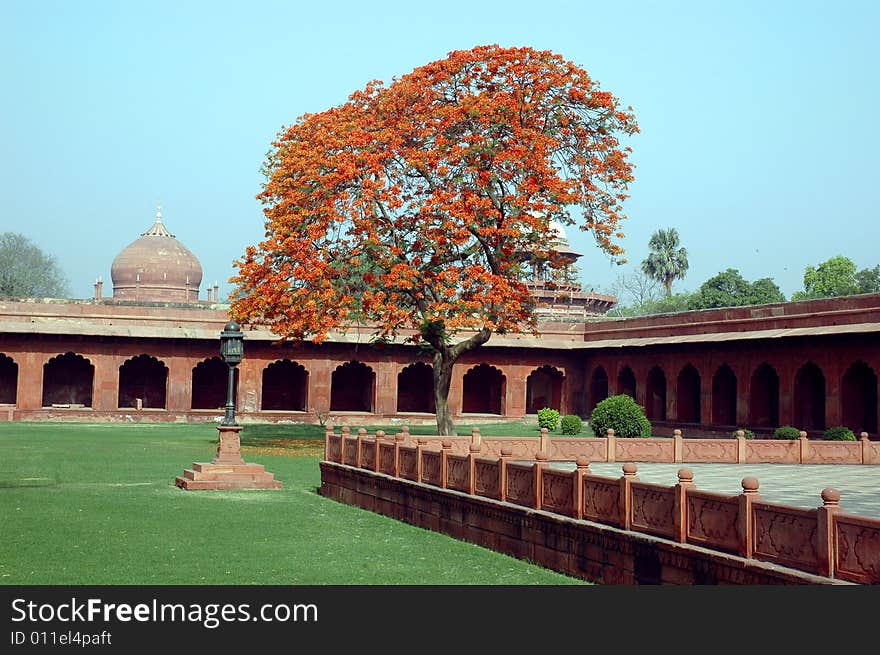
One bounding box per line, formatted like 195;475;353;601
424;326;492;436
664;278;673;297
432;353;456;436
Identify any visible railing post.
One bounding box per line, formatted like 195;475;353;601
416;437;428;483
471;426;482;453
817;488;841;578
737;477;761;558
499;447;512;502
341;426;351;465
400;425;410;444
394;431;405;477
468;441;481;495
673;429;683;463
799;430;809;464
539;427;550;455
736;430;747;464
324;424;334;460
607;428;616;463
535;451;549;510
674;468;695;543
374;430;385;472
356;428;366;467
861;432;870;464
619;463;638;529
440;440;453;489
574;456;591;520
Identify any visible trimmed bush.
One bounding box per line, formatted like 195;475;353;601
731;428;756;440
772;425;801;440
537;407;561;431
589;394;651;438
824;426;856;441
560;414;583;435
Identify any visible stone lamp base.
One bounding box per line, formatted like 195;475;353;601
175;425;282;490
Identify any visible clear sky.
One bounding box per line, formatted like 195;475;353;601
2;0;877;302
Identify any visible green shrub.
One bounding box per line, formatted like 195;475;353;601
589;395;651;438
824;426;856;441
560;415;583;435
772;425;801;440
731;428;756;440
537;407;561;431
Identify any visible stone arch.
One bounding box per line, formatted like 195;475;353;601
192;357;236;410
118;354;168;409
646;366;667;421
617;366;636;400
711;364;737;426
677;364;701;424
0;353;17;404
749;363;779;428
42;352;94;407
462;364;506;414
330;361;375;412
397;362;434;413
841;361;878;435
588;366;609;412
794;361;826;431
261;360;308;411
526;365;564;413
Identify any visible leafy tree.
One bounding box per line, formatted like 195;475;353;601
0;232;71;298
640;228;688;296
231;45;638;435
688;268;785;310
856;265;880;294
748;277;787;305
791;256;859;301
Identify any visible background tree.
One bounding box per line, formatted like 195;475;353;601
856;265;880;294
231;45;638;435
688;268;785;310
640;228;688;296
0;232;71;298
791;255;859;301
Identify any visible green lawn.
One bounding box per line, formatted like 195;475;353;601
0;422;585;585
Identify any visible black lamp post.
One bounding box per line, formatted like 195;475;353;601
219;320;244;426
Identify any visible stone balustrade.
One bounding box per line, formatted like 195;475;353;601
322;426;880;584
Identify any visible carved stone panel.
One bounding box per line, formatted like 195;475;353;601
550;439;607;462
616;439;674;463
379;442;396;475
686;491;739;553
446;455;470;492
474;460;501;499
630;483;675;538
834;514;880;584
542;470;574;516
752;503;819;572
421;451;442;486
398;447;418;481
582;476;620;526
682;439;737;463
343;438;358;466
506;464;535;507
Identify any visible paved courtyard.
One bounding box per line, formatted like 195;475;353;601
555;461;880;519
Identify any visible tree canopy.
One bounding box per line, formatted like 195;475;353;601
687;268;785;310
0;232;71;298
856;265;880;294
231;45;638;433
640;228;688;296
791;256;859;301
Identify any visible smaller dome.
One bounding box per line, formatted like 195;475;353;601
547;220;582;259
110;206;203;303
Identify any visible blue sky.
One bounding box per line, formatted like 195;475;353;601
2;0;877;302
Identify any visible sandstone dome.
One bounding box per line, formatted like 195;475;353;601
110;207;202;302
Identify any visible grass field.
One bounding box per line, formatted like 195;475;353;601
0;422;585;585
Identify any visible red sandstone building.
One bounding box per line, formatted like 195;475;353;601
0;211;877;437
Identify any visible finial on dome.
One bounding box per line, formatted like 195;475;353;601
141;204;174;238
156;202;163;224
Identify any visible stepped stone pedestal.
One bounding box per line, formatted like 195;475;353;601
175;425;282;490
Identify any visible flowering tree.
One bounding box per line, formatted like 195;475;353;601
231;45;638;434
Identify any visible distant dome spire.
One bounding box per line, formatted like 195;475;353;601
141;202;174;237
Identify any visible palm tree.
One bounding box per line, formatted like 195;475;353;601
641;228;688;297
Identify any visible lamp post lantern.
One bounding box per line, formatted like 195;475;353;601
219;320;244;426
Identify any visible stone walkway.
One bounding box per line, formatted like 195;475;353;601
554;461;880;519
